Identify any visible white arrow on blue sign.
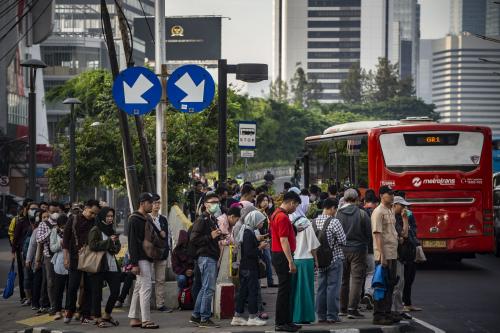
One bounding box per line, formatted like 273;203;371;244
167;64;215;113
112;66;162;116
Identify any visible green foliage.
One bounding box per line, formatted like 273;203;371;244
290;67;321;108
339;62;363;103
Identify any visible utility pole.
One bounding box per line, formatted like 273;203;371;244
116;0;156;194
155;0;169;213
101;0;140;209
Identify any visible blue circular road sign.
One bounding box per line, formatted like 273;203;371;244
112;66;162;116
167;64;215;113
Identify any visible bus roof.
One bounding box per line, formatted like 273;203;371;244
305;119;491;143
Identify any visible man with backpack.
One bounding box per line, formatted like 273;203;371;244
336;189;372;319
313;198;346;324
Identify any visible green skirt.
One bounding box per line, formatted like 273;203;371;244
291;258;316;323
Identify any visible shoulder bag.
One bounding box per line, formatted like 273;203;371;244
73;217;105;273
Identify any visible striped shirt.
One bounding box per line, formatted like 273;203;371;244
314;214;346;268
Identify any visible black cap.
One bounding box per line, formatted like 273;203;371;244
139;192;154;203
152;193;160;202
379;185;394;196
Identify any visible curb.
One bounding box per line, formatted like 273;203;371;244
15;328;79;333
216;322;411;333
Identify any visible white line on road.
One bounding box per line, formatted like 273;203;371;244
413;316;447;333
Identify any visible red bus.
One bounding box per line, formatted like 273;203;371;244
304;118;494;258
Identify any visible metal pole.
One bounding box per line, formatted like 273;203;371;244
244;157;248;182
69;104;76;202
218;59;228;184
28;78;36;200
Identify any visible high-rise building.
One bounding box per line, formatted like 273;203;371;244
417;39;432;104
432;33;500;136
360;0;420;81
41;0;154;143
450;0;486;35
274;0;361;103
486;0;500;36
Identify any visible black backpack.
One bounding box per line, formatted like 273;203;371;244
312;217;334;268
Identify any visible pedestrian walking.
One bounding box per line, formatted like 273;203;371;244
128;193;160;329
188;192;223;328
88;207;121;328
371;186;399;325
337;189;371;319
150;194;173;313
231;210;269;327
270;191;302;332
314;198;346;323
50;214;69;320
63;199;100;324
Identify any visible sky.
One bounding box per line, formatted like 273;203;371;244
164;0;450;94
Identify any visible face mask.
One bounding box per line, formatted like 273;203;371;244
208;203;220;215
50;212;60;221
406;209;413;217
310;195;317;202
28;209;36;218
268;203;273;209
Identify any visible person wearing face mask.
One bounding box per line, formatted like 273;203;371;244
36;201;61;315
88;207;121;328
50;214;69;320
33;210;52;314
149;194;172;313
188;192;223;328
11;199;38;305
255;194;275;288
25;209;42;310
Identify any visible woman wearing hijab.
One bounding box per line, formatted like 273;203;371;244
290;193;321;325
171;230;195;291
231;210;269;327
88;207;121;328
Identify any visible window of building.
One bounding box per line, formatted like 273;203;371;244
308;0;361;7
308;62;355;69
308;41;360;48
308;10;360;17
308;51;360;59
308;20;360;28
308;72;349;79
308;30;359;38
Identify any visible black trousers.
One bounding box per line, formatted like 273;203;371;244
65;269;91;316
271;252;293;326
373;259;397;319
235;269;259;315
16;249;26;299
89;271;121;317
31;268;46;308
118;272;135;303
40;260;50;308
403;261;417;306
53;273;68;312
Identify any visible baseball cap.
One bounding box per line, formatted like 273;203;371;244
393;196;410;206
152;193;161;202
343;188;359;201
139;192;154;203
288;187;301;195
379;185;394;196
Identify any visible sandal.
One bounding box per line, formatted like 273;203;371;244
141;321;159;329
130;319;142;328
97;320;113;328
103;317;119;327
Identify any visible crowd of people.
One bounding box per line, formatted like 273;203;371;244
5;177;423;332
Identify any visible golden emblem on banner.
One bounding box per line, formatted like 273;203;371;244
171;25;184;37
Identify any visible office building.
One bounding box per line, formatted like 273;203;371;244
360;0;420;81
486;0;500;36
432;33;500;136
417;39;432;104
274;0;361;103
450;0;486;35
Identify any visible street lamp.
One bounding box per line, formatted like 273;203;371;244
21;58;47;200
63;98;82;203
218;60;268;183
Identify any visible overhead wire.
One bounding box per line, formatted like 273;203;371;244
138;0;155;46
113;0;134;66
0;0;41;45
0;0;23;21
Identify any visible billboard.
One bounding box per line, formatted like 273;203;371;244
134;16;222;62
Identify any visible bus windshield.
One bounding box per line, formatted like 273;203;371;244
380;131;484;172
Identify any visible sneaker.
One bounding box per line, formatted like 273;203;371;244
21;299;31;307
54;312;63;320
31;306;38;311
64;311;73;324
36;308;48;315
391;312;402;323
115;301;123;308
275;324;299;332
406;305;423;312
373;316;394;325
258;311;269;320
339;311;348;316
289;323;302;330
401;312;413;320
231;316;248;326
361;295;374;310
189;316;201;325
157;306;173;313
347;309;365;319
247;317;267;326
49;308;57;316
198;319;220;328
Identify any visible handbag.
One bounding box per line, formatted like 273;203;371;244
143;219;166;260
2;259;16;299
415;245;427;263
72;218;105;273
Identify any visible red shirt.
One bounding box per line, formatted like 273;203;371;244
270;209;296;253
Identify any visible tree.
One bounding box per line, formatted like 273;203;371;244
269;77;289;103
371;57;399;102
398;76;415;97
340;62;363;103
289;67;321;108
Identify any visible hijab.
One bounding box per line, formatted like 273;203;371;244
173;230;190;262
236;210;266;244
97;207;115;237
290;195;310;222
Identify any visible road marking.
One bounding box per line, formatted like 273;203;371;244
16;308;124;326
413;316;446;333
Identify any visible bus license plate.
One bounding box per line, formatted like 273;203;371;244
422;240;447;248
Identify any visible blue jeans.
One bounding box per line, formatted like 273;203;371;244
176;274;189;290
192;257;217;321
261;248;274;286
316;260;343;321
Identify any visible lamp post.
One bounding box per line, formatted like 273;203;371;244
21;59;47;200
63;98;82;203
217;60;268;183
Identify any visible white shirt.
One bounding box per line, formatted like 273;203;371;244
293;225;321;260
150;214;161;231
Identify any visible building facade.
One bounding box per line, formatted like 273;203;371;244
450;0;487;36
274;0;361;103
417;39;432;104
432;34;500;136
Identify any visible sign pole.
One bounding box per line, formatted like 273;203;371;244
218;59;228;185
155;0;168;212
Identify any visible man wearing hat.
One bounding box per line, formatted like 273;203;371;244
371;186;399;325
128;193;160;329
336;188;372;319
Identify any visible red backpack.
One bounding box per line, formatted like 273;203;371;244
178;286;194;310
